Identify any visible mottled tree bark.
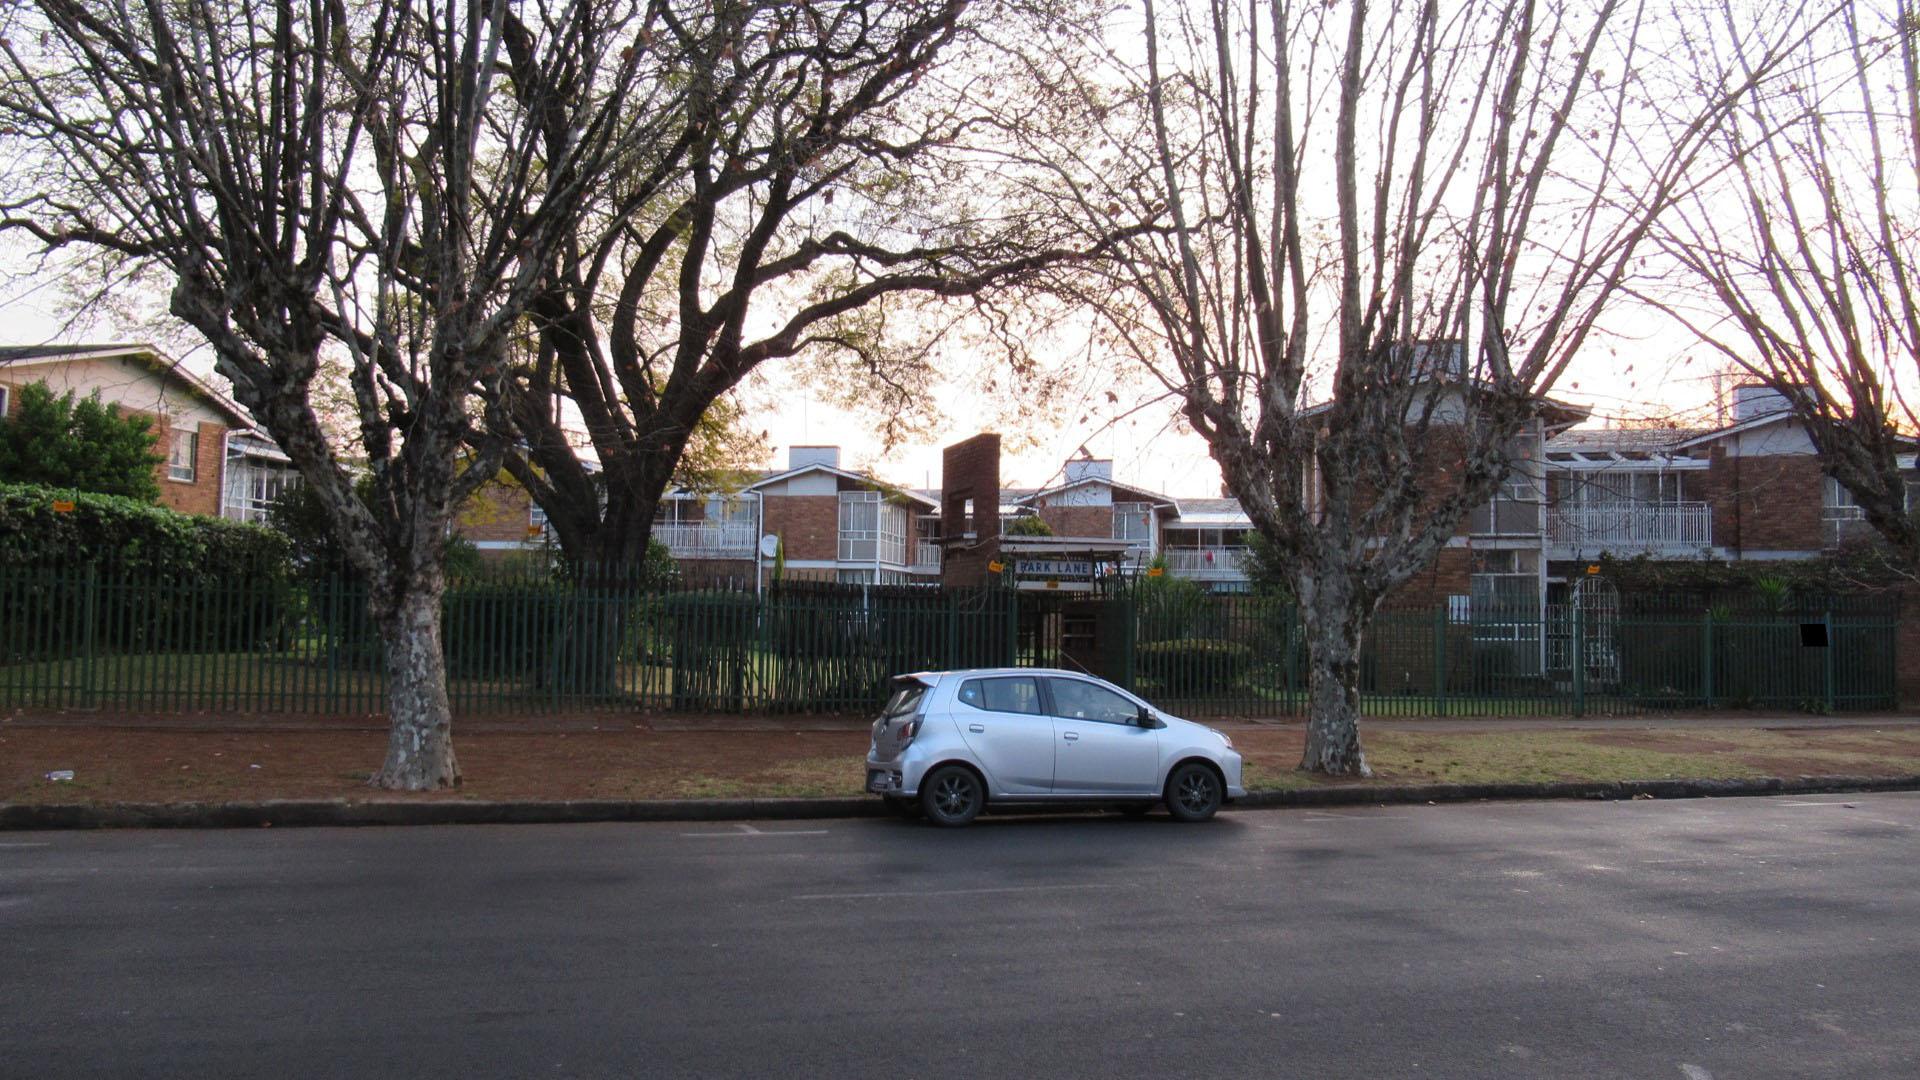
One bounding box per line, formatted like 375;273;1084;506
371;582;459;790
1297;572;1372;777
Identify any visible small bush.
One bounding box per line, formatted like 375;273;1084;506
1135;637;1252;696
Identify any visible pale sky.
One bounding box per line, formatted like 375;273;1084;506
0;239;1736;502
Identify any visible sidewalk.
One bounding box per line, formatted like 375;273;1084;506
7;711;1920;811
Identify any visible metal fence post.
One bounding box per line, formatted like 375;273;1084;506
1432;606;1446;715
80;563;99;709
1701;611;1715;708
1824;610;1836;712
1571;589;1586;718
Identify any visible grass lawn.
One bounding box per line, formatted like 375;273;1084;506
4;722;1919;806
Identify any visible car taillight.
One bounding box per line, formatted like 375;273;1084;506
897;719;921;742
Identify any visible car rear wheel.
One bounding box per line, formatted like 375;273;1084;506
1164;762;1223;823
920;765;985;827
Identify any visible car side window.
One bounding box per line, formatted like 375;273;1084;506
1044;678;1139;724
957;676;1043;715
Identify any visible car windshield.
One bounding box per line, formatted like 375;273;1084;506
882;682;928;718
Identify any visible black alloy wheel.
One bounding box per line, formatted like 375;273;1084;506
1164;763;1222;823
920;765;985;827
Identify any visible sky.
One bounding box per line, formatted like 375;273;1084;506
0;236;1740;501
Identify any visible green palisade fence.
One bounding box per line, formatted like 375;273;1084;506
0;563;1899;718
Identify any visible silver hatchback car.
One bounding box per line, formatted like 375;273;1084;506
865;668;1246;826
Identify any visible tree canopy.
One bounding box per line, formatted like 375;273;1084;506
0;381;162;501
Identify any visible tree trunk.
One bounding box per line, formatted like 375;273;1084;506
1298;577;1372;777
370;582;460;790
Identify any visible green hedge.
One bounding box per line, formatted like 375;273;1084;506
0;481;290;574
0;481;295;659
1135;637;1253;697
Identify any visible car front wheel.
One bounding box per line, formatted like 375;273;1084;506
1164;762;1223;823
920;765;985;827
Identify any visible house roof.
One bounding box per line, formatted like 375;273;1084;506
1547;426;1709;453
1013;475;1179;512
0;342;258;430
1165;497;1250;527
1670;408;1796;450
742;461;940;509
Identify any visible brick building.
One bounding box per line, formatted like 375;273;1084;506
0;344;297;522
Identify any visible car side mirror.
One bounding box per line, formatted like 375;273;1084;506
1136;707;1161;729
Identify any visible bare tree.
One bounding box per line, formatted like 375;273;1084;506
0;0;665;788
1031;0;1798;774
1657;0;1920;569
499;0;1146;572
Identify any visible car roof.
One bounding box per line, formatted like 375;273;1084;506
896;668;1109;685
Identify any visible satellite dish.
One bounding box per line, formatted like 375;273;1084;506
759;534;780;558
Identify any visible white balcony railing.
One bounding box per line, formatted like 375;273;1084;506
1164;546;1250;579
655;521;758;558
1547;501;1712;552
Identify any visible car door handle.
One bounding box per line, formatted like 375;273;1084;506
1062;731;1079;742
968;723;985;733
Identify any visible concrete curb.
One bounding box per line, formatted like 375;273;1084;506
5;773;1919;830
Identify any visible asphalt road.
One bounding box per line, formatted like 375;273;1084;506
3;794;1918;1080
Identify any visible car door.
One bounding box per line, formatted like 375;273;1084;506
951;675;1054;794
1044;677;1161;795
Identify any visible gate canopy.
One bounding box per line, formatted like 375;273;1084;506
998;536;1136;593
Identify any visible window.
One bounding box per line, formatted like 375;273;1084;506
956;676;1044;715
1469;548;1539;617
838;490;908;564
168;428;198;482
1044;678;1139;724
0;384;10;417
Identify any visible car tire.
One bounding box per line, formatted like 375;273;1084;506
1164;762;1223;823
920;765;985;827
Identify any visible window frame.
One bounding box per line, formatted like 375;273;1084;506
167;427;199;483
0;384;10;417
1040;676;1143;726
955;675;1047;716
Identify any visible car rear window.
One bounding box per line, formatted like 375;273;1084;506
956;676;1043;715
882;682;928;718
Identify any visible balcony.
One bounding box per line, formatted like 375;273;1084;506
1164;546;1250;580
1547;501;1712;555
912;540;941;572
655;521;758;558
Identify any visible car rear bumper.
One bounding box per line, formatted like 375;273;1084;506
865;750;930;796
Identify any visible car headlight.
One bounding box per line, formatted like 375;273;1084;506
1215;730;1234;749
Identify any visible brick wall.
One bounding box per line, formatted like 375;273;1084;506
764;494;839;562
1705;450;1825;555
1385;546;1472;609
1036;503;1112;538
155;420;227;518
458;481;536;543
940;433;1001;587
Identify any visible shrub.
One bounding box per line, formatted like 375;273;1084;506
0;381;163;501
1135;637;1252;696
0;481;294;658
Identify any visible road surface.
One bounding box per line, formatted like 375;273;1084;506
4;793;1917;1078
